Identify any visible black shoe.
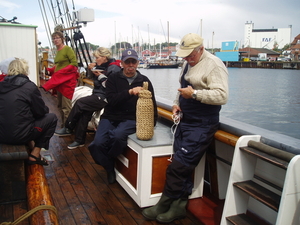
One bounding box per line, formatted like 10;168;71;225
54;127;72;136
67;141;84;149
107;170;116;184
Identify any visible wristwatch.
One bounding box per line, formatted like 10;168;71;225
192;90;198;99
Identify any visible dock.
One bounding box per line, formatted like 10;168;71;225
225;61;300;70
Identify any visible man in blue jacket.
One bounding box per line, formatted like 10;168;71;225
88;49;157;184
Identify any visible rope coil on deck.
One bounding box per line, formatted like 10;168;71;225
0;205;57;225
248;140;295;162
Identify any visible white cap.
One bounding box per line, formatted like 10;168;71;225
176;33;203;57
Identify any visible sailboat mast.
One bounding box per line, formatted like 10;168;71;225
167;21;169;57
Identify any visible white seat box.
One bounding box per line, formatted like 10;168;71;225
115;122;205;207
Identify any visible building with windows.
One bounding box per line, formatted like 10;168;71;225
244;21;292;49
289;34;300;61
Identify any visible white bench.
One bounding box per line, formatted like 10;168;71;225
115;122;205;208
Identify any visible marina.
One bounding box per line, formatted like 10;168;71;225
141;67;300;140
225;61;300;70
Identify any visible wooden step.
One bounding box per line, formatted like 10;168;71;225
226;212;272;225
226;213;259;225
240;146;289;169
233;180;280;211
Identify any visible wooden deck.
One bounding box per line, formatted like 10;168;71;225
0;86;224;225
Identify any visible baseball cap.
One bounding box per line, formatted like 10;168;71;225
176;33;203;57
121;49;138;61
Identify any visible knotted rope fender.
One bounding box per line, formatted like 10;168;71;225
136;82;154;140
0;205;57;225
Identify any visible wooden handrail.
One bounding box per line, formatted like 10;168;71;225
27;164;58;225
156;106;239;146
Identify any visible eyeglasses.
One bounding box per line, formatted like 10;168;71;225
124;59;138;64
184;48;201;60
52;37;61;40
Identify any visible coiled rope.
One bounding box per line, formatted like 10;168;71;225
168;112;182;162
0;205;57;225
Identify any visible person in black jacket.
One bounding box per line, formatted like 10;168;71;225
0;58;57;165
54;47;121;149
88;49;158;184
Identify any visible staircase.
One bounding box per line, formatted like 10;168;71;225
220;135;300;225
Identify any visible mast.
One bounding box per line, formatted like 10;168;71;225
114;21;117;58
148;24;150;52
38;0;94;68
167;21;169;57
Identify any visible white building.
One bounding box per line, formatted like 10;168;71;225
244;21;292;49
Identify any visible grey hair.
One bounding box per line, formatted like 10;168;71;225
194;45;203;52
7;58;29;76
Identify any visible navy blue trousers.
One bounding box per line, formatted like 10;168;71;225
88;119;136;172
163;117;219;199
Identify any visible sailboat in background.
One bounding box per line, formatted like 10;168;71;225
145;21;181;69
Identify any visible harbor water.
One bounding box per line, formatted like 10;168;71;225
139;67;300;140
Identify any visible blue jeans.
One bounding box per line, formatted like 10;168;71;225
88;119;136;172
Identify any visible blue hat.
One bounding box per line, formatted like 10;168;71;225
121;49;138;61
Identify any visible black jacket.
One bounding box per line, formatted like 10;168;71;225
87;58;121;99
102;69;158;124
0;74;49;144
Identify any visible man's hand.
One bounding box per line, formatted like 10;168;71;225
178;85;194;99
172;105;181;115
129;86;143;95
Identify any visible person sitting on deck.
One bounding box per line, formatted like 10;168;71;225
88;49;158;184
54;47;121;149
142;33;228;223
0;58;58;166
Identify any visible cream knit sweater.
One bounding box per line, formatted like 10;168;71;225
174;49;228;106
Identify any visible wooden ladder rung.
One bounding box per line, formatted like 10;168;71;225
226;213;258;225
240;146;289;169
233;180;281;212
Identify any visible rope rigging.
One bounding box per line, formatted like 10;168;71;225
168;111;182;162
38;0;92;70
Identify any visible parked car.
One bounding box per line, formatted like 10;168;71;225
250;57;258;61
277;57;291;62
268;57;276;61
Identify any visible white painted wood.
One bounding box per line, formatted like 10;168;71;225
276;155;300;225
221;134;300;225
215;140;235;199
115;123;205;208
220;135;261;225
0;23;38;84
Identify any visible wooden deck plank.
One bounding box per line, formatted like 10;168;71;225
65;147;122;224
233;180;280;212
13;202;30;225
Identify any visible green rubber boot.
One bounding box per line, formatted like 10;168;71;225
142;194;174;220
156;198;188;223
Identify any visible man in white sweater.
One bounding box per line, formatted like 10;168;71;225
142;33;228;223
